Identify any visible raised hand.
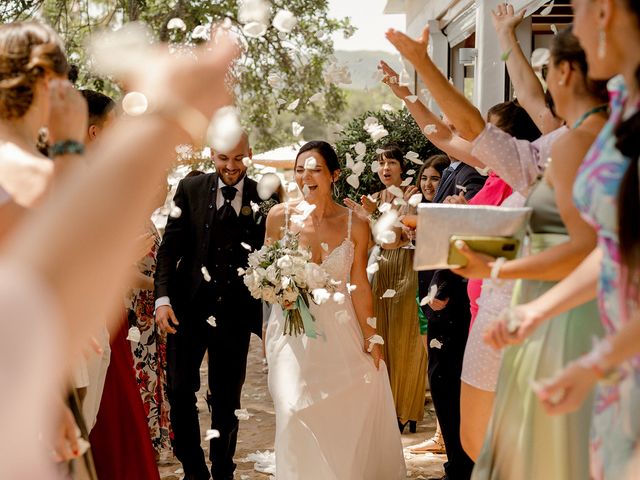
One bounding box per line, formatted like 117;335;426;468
385;25;430;66
344;197;370;220
47;79;88;144
491;3;526;37
378;60;411;99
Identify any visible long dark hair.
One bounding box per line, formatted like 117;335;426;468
615;1;640;295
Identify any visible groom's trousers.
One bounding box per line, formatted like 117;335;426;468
167;296;252;480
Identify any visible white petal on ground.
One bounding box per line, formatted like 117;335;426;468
366;262;379;275
366;316;377;328
205;429;220;440
346;174;360;189
167;17;187;30
292;121;304;137
207;316;217;327
272;10;297;33
287;98;300;111
122;91;148;116
256;173;281;200
430;338;443;349
382;288;396;298
201;266;212;282
208;106;243;153
127;326;141;342
242;21;268;38
408;193;423;207
423;124;438;135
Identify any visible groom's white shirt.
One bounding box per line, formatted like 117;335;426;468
155;176;245;311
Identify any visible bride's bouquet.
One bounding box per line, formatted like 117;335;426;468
242;231;334;337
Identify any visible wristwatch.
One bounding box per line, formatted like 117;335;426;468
50;140;85;158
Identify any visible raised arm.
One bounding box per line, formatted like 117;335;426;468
492;3;562;134
378;61;482;166
386;26;487;141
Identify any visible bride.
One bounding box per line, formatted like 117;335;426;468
264;141;406;479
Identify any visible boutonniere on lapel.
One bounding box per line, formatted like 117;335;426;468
251;198;278;224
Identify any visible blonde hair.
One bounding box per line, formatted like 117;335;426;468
0;21;68;120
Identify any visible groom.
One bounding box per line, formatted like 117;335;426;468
155;134;269;480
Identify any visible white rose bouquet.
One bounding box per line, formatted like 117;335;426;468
242;231;334;337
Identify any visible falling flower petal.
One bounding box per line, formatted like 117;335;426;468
408;193;423;207
456;184;468;193
400;177;414;187
241;242;252;251
243;21;268;38
370;160;380;173
540;0;554;16
398;69;411;87
354;142;366;156
347;283;357;293
406;169;416;175
423;124;438;135
192;25;210;40
205;429;220;440
333;292;346;304
287;98;300;111
272;10;297;33
405;95;418;103
122;91;148;116
257;173;281;200
382;289;396;298
335;310;349;324
127;326;141;342
238;0;271;24
309;92;325;104
475;166;492;176
208;106;243;153
207;316;217;327
372;209;399;245
352;161;366;176
169;201;182;218
301;184;310;197
366;316;377;328
393;198;407;206
320;242;329;252
201;266;212;282
405;151;419;159
381;103;394;112
366;262;379;275
346;174;360;189
420;284;438;306
267;73;285;89
430;338;443;349
234;408;252;420
323;60;352;85
292;121;304;137
366;334;385;352
387;185;404;198
167;17;187;31
378;202;392;213
550;24;558;35
304;157;317;169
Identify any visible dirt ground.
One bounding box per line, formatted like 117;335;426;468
158;335;446;480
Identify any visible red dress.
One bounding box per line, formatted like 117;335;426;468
89;318;161;480
467;173;513;328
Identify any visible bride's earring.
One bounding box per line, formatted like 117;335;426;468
598;28;607;59
332;180;339;198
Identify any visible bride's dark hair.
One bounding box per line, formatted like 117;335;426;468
296;140;340;173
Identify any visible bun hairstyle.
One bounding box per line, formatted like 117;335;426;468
615;1;640;295
551;27;609;104
296;140;340;174
0;21;68;120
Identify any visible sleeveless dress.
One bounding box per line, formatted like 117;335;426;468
265;208;406;480
469;125;603;478
573;75;640;479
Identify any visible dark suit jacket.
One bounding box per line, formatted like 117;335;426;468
154;173;270;334
420;163;487;323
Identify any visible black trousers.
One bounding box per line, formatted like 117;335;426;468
167;298;252;480
426;305;475;480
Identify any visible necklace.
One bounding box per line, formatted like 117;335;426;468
572;104;608;129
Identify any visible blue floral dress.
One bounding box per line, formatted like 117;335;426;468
573;75;640;479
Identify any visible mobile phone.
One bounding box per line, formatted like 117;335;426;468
448;235;520;267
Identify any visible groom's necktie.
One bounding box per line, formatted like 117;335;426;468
217;185;238;222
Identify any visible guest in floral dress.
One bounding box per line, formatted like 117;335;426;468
126;221;172;456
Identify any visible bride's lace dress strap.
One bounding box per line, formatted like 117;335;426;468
347;209;353;241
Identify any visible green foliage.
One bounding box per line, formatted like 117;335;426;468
333;108;443;201
1;0;352;151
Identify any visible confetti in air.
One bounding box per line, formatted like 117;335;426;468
366;262;380;275
272;10;298;33
423;124;438;135
234;408;252;420
382;289;396;298
540;1;555;16
205;429;220;440
420;284;438;306
207;316;217;327
287;98;300;111
292;121;304;137
366;316;377;328
201;266;212;282
167;17;187;30
430;338;443;349
127;326;141;343
408;193;423;207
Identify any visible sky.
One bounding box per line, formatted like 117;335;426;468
328;0;405;53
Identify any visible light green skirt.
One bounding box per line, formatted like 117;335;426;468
472;234;604;480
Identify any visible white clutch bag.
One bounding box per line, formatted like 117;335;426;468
413;204;533;271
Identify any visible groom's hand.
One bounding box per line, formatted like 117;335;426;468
156;305;179;334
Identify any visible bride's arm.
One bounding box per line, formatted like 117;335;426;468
349;214;383;369
264;203;286;246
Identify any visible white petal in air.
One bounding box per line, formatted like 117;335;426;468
429;338;443;349
201;266;212;282
312;288;331;304
366;334;385;352
240;242;252;251
238;0;271;24
272;10;297;33
205;429;220;440
420;284;438;306
234;408;252;420
208;106;243;154
408;193;423;207
406;169;416;175
423;124;438;135
346;174;360;189
127;326;141;343
370;160;380;173
242;21;268;38
456;184;468;193
309;92;325;104
122;91;148;116
192;25;210;40
382;289;396;298
335;310;350;324
354;142;366;156
167;17;187;30
320;242;329;252
292;121;304;137
287;98;300;111
333;292;346;304
540;1;555;16
398;69;411;87
256;172;281;200
366;262;379;275
400;177;413;187
381;103;394;112
303;157;317;169
207;316;217;327
366;316;377;328
387;185;404;198
405;95;418;103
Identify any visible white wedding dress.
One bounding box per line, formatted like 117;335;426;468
265;210;406;479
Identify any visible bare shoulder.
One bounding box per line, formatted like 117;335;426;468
267;201;287;221
349;208;370;238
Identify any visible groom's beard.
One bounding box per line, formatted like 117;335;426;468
219;171;246;187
